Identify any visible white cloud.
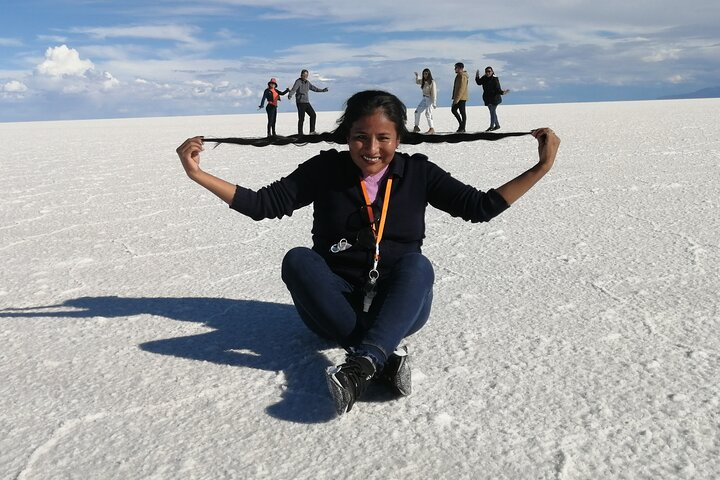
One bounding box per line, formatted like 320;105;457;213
200;0;720;34
72;25;209;50
0;37;23;47
642;49;681;62
36;45;94;77
101;71;120;90
3;80;28;93
37;35;68;44
224;87;254;98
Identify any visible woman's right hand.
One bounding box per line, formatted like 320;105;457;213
531;128;560;172
176;136;204;179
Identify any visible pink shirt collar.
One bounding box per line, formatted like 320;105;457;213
362;165;390;203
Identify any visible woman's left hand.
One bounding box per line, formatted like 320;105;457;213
531;128;560;172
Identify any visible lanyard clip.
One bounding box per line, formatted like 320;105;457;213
330;238;352;253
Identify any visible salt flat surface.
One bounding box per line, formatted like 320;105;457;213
1;99;719;479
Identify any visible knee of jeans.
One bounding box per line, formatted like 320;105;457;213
396;253;435;282
281;247;313;282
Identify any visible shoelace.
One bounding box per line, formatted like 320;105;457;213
339;358;374;398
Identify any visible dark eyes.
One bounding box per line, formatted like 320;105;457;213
350;133;392;142
352;134;392;142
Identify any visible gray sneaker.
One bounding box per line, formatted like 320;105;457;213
374;346;411;396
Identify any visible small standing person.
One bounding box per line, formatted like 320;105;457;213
451;62;469;133
413;69;437;134
475;66;510;131
288;69;329;135
259;78;289;137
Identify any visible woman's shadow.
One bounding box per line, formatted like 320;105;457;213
1;296;337;423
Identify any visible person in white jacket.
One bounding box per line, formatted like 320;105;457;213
412;69;437;134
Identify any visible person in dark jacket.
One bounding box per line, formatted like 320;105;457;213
258;77;289;137
475;66;510;131
176;90;560;416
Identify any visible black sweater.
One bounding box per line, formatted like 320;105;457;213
231;149;509;285
475;74;504;106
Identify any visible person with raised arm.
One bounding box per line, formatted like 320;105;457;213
412;68;437;134
475;66;510;131
287;69;328;135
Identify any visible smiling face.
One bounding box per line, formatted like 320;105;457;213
347;109;401;177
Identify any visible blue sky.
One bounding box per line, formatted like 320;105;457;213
1;0;719;122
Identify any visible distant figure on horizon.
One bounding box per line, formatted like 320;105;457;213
259;77;289;137
475;66;510;131
177;90;560;417
288;69;329;135
451;62;469;133
413;69;437;134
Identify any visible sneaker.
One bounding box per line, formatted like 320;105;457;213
374;346;411;396
412;126;421;133
426;128;435;134
326;354;376;415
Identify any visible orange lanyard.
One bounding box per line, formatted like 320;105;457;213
359;176;393;281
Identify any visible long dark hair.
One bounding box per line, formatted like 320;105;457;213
204;90;531;147
421;68;433;89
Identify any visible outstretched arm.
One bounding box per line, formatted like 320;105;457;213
309;82;328;93
495;128;560;205
287;79;299;100
176;136;236;205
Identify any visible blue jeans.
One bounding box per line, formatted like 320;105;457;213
281;247;434;365
488;103;499;127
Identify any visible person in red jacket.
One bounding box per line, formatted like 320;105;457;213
177;90;560;416
258;77;289;137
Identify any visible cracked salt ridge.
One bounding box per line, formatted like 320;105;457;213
1;100;720;478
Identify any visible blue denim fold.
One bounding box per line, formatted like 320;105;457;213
281;246;434;366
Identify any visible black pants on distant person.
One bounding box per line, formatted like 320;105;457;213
296;103;317;135
265;105;278;136
451;100;467;132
